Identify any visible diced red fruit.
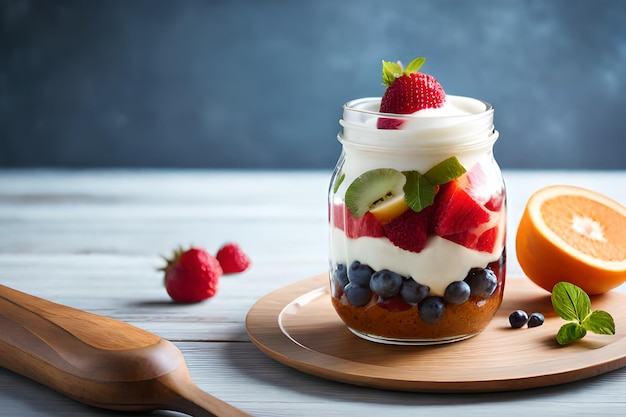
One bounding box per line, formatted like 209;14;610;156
331;203;384;239
476;227;498;252
376;295;412;312
433;179;490;236
216;243;251;274
441;226;499;253
485;192;504;212
382;205;433;253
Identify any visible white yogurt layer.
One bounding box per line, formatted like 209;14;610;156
331;222;503;297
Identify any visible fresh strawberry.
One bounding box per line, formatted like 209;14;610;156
161;247;222;303
432;179;491;237
331;203;384;239
216;242;251;274
377;57;446;129
382;205;433;253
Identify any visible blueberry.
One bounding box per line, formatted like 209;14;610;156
400;279;430;304
369;269;403;297
344;283;372;307
418;297;445;324
444;281;471;305
464;268;498;298
332;263;349;288
528;312;545;328
509;310;528;328
347;261;374;286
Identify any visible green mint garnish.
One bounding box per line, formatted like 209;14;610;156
402;170;435;212
402;157;467;213
551;282;615;345
333;172;345;193
424;156;467;185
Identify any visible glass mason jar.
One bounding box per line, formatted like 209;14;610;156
328;96;506;345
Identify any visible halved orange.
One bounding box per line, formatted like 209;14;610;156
516;185;626;295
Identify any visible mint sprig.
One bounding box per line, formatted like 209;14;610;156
403;156;466;212
403;171;435;212
551;282;615;345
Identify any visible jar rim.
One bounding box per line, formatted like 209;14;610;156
343;96;493;120
339;96;497;153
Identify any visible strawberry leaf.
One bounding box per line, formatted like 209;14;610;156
403;57;426;75
402;171;436;212
381;60;404;87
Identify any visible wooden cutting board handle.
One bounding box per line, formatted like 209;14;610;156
0;284;252;417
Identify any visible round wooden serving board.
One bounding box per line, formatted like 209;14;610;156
246;274;626;393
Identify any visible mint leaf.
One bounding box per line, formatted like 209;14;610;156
402;171;436;212
556;322;587;345
424;156;467;186
551;282;616;346
582;310;616;335
551;282;591;323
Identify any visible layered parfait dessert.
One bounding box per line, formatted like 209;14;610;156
328;58;506;344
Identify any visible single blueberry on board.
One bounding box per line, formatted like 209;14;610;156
509;310;529;328
527;312;545;328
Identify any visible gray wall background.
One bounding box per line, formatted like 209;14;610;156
1;0;625;170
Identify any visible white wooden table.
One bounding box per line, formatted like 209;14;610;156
1;169;626;417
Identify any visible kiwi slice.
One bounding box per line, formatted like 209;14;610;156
345;168;406;218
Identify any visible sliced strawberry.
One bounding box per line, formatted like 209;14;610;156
440;226;499;253
331;203;384;238
476;226;498;253
382;205;433;253
433;179;490;237
485;192;504;212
